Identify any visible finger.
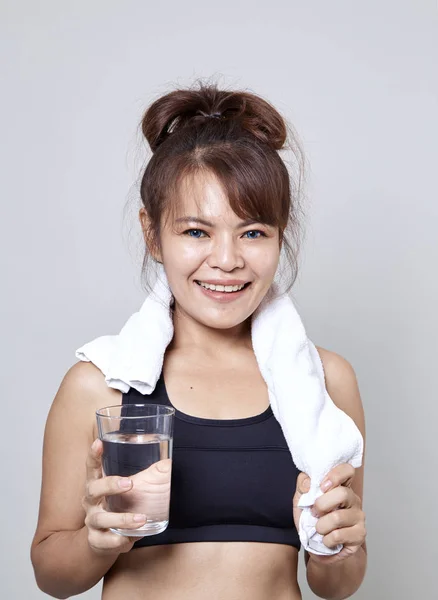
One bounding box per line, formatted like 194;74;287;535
87;528;136;554
322;522;367;550
86;476;133;506
315;507;364;535
87;510;147;531
85;439;104;481
313;486;359;516
320;463;355;492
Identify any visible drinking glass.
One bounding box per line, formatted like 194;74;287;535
96;403;174;536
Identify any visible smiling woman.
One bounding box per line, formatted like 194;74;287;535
140;170;282;329
30;80;367;600
138;83;305;297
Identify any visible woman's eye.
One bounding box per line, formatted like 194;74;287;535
185;229;205;238
243;230;265;239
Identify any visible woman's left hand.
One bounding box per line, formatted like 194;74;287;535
293;463;367;564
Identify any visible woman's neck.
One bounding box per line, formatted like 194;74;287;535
170;304;252;356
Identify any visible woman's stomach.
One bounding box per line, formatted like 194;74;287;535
102;541;301;600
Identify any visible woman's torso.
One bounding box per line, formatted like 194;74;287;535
99;347;302;600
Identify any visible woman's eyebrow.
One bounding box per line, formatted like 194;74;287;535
175;216;213;227
238;218;265;227
174;217;267;228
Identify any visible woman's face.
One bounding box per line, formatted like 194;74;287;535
147;172;281;331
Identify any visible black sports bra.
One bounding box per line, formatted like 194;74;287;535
122;373;301;550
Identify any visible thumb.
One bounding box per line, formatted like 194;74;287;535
293;472;311;530
155;458;172;474
296;472;311;496
133;458;172;486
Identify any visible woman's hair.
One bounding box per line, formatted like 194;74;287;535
138;80;306;292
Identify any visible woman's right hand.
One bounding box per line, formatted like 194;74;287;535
82;438;147;556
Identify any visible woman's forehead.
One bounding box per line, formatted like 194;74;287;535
172;172;236;221
164;169;281;229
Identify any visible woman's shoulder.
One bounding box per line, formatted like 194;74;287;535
315;346;357;385
315;346;365;429
53;361;122;415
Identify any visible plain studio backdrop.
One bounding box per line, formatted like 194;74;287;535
1;1;437;598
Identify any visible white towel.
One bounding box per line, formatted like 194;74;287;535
76;270;363;555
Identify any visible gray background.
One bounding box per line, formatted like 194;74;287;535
2;1;437;598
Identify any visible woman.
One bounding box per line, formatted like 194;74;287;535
31;82;367;599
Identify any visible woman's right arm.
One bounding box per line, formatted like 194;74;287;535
30;362;147;599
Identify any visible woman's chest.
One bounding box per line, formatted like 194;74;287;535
123;371;301;547
168;413;299;530
163;352;270;420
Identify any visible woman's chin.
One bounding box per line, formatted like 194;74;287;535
195;310;253;331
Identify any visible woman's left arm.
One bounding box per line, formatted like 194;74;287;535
305;348;367;600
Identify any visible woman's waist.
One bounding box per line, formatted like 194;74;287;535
103;541;301;600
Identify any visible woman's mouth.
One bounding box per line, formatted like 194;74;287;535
194;280;251;301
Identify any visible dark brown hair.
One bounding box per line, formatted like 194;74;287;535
138;80;306;292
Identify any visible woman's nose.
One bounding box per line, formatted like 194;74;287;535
207;236;244;271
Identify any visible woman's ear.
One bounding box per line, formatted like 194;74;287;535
139;207;162;263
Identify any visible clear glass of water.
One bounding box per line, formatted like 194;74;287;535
96;403;175;537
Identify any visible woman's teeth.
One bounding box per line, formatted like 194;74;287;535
197;281;246;293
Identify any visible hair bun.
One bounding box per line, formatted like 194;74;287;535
141;82;288;152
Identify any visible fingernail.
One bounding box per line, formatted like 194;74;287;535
311;507;319;518
118;478;132;489
133;513;146;522
321;480;332;492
